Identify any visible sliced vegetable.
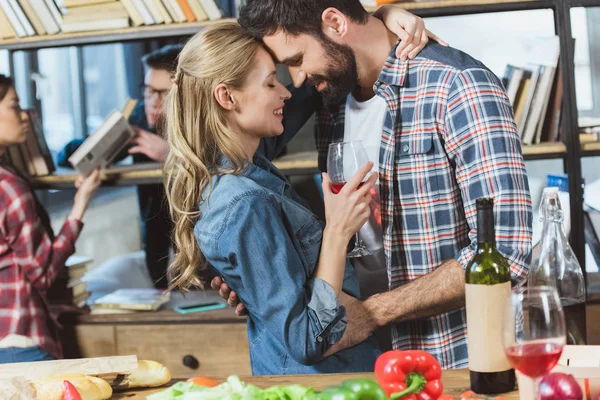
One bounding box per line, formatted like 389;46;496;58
539;372;583;400
186;377;219;388
63;381;82;400
374;350;443;400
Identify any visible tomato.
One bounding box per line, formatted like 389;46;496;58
186;377;220;387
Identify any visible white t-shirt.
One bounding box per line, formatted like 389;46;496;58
343;93;387;272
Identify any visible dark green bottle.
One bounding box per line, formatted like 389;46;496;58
465;198;515;394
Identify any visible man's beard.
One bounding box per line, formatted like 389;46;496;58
307;37;358;108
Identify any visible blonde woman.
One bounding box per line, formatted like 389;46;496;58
164;21;384;375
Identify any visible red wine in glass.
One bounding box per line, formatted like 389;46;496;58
330;182;365;195
327;141;372;258
503;286;566;400
505;342;563;378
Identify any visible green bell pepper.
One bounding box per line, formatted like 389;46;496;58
313;379;388;400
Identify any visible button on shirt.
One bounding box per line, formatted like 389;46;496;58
315;42;533;369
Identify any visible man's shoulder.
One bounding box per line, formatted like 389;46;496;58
128;100;151;130
409;42;489;74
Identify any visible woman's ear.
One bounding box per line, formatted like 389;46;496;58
214;84;235;111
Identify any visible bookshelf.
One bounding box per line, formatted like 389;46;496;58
3;0;599;338
31;144;568;189
0;19;236;51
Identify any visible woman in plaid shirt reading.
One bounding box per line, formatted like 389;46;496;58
0;75;101;363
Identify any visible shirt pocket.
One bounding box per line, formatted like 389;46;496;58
396;133;449;201
295;215;323;272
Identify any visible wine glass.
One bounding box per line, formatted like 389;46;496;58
327;141;372;258
502;286;566;400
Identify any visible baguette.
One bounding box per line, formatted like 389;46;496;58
111;360;171;390
30;373;112;400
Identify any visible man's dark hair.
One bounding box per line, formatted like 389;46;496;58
0;74;14;102
239;0;369;39
142;44;184;74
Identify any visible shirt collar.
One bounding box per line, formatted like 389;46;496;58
218;153;287;195
374;40;408;89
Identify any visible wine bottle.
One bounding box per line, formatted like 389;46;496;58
465;198;515;394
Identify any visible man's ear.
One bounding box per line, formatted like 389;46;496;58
322;7;348;41
214;84;235;110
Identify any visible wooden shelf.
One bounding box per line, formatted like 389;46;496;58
0;19;235;51
365;0;554;17
521;142;566;160
31;152;319;189
32;145;569;189
582;141;600;157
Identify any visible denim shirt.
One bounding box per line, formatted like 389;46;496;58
195;154;380;375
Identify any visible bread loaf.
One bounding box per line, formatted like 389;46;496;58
111;360;171;390
30;373;112;400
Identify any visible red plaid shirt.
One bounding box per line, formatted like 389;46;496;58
0;165;82;358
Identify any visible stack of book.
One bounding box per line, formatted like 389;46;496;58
0;0;223;37
4;109;55;177
92;288;170;313
47;256;93;308
501;36;562;146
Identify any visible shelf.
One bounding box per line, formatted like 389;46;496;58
365;0;555;17
32;144;572;189
570;0;600;8
31;152;320;189
521;142;566;160
582;141;600;157
0;19;235;51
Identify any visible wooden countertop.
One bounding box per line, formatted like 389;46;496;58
113;370;520;399
58;308;246;325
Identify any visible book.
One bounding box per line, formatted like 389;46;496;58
517;64;541;139
63;2;129;23
503;65;524;107
62;0;115;7
68;109;135;176
197;0;221;20
0;5;17;38
92;288;170;311
60;17;129;32
162;0;185;22
186;0;206;21
6;0;35;36
141;0;164;23
0;0;26;37
43;0;62;26
26;109;55;175
119;0;145;26
28;0;60;34
22;112;49;176
151;0;171;23
129;0;154;24
540;61;563;143
176;0;195;22
121;98;138;119
16;0;47;35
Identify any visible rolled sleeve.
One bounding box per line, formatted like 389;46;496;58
446;68;533;283
307;278;347;345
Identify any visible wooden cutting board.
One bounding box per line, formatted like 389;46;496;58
0;355;138;381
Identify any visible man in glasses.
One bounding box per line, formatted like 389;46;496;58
59;44;183;289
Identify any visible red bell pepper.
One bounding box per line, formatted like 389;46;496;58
63;381;82;400
375;350;444;400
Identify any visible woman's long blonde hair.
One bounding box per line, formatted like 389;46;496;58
164;21;262;290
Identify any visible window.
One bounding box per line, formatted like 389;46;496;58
0;50;9;75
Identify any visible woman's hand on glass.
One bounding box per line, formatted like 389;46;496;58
321;161;377;242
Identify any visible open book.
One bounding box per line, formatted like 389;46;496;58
67;99;138;176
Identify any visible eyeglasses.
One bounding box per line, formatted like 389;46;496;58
141;84;169;101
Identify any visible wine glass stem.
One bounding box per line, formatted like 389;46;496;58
355;232;362;248
533;377;542;400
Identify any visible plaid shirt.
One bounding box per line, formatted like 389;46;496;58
0;165;82;358
315;42;532;369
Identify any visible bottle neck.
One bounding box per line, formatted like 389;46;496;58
477;207;496;247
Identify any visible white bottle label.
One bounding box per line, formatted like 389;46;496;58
465;281;512;373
